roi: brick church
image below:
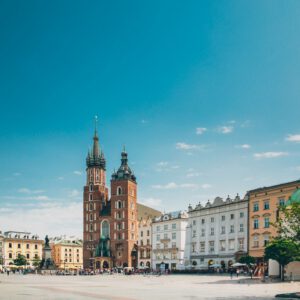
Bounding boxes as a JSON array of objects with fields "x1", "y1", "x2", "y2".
[{"x1": 83, "y1": 121, "x2": 160, "y2": 270}]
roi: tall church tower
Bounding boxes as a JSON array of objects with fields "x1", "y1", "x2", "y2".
[
  {"x1": 110, "y1": 148, "x2": 138, "y2": 268},
  {"x1": 83, "y1": 118, "x2": 109, "y2": 269}
]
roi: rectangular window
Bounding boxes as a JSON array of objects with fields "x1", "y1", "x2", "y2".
[
  {"x1": 220, "y1": 240, "x2": 225, "y2": 251},
  {"x1": 238, "y1": 238, "x2": 244, "y2": 250},
  {"x1": 172, "y1": 223, "x2": 176, "y2": 229},
  {"x1": 201, "y1": 219, "x2": 205, "y2": 224},
  {"x1": 156, "y1": 234, "x2": 160, "y2": 241},
  {"x1": 230, "y1": 225, "x2": 234, "y2": 233},
  {"x1": 164, "y1": 233, "x2": 168, "y2": 239},
  {"x1": 26, "y1": 244, "x2": 29, "y2": 249},
  {"x1": 172, "y1": 242, "x2": 176, "y2": 248},
  {"x1": 254, "y1": 219, "x2": 259, "y2": 229},
  {"x1": 211, "y1": 217, "x2": 214, "y2": 223},
  {"x1": 157, "y1": 226, "x2": 160, "y2": 232},
  {"x1": 209, "y1": 241, "x2": 214, "y2": 253},
  {"x1": 141, "y1": 231, "x2": 143, "y2": 237},
  {"x1": 172, "y1": 232, "x2": 176, "y2": 240},
  {"x1": 200, "y1": 242, "x2": 205, "y2": 252},
  {"x1": 264, "y1": 201, "x2": 270, "y2": 210},
  {"x1": 210, "y1": 228, "x2": 214, "y2": 236},
  {"x1": 239, "y1": 224, "x2": 244, "y2": 232},
  {"x1": 221, "y1": 215, "x2": 225, "y2": 221},
  {"x1": 201, "y1": 229, "x2": 205, "y2": 237},
  {"x1": 192, "y1": 243, "x2": 196, "y2": 252},
  {"x1": 221, "y1": 226, "x2": 225, "y2": 234},
  {"x1": 164, "y1": 224, "x2": 168, "y2": 230},
  {"x1": 192, "y1": 220, "x2": 196, "y2": 226},
  {"x1": 229, "y1": 239, "x2": 235, "y2": 250},
  {"x1": 264, "y1": 235, "x2": 270, "y2": 246},
  {"x1": 240, "y1": 212, "x2": 244, "y2": 218},
  {"x1": 147, "y1": 230, "x2": 150, "y2": 236},
  {"x1": 230, "y1": 214, "x2": 234, "y2": 220},
  {"x1": 192, "y1": 230, "x2": 196, "y2": 238},
  {"x1": 279, "y1": 198, "x2": 285, "y2": 206},
  {"x1": 264, "y1": 217, "x2": 270, "y2": 228},
  {"x1": 253, "y1": 236, "x2": 259, "y2": 248},
  {"x1": 253, "y1": 202, "x2": 259, "y2": 212}
]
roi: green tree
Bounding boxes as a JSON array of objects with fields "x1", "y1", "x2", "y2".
[
  {"x1": 13, "y1": 254, "x2": 27, "y2": 266},
  {"x1": 264, "y1": 238, "x2": 300, "y2": 281},
  {"x1": 239, "y1": 255, "x2": 255, "y2": 266},
  {"x1": 32, "y1": 256, "x2": 41, "y2": 268}
]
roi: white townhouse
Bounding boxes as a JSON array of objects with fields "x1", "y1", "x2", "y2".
[
  {"x1": 151, "y1": 211, "x2": 188, "y2": 271},
  {"x1": 184, "y1": 194, "x2": 248, "y2": 270}
]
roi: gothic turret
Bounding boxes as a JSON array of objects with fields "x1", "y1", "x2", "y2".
[
  {"x1": 86, "y1": 117, "x2": 106, "y2": 170},
  {"x1": 111, "y1": 147, "x2": 136, "y2": 182}
]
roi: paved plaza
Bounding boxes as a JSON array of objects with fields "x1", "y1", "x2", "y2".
[{"x1": 0, "y1": 274, "x2": 299, "y2": 300}]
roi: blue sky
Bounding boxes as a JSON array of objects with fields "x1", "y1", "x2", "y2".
[{"x1": 0, "y1": 1, "x2": 300, "y2": 237}]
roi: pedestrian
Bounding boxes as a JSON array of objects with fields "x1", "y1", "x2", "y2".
[
  {"x1": 236, "y1": 269, "x2": 240, "y2": 278},
  {"x1": 7, "y1": 270, "x2": 10, "y2": 276},
  {"x1": 230, "y1": 268, "x2": 233, "y2": 279},
  {"x1": 250, "y1": 269, "x2": 253, "y2": 279}
]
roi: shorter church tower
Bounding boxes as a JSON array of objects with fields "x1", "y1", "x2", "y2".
[{"x1": 110, "y1": 148, "x2": 138, "y2": 268}]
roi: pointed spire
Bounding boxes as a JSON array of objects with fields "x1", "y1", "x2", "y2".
[
  {"x1": 93, "y1": 116, "x2": 100, "y2": 157},
  {"x1": 94, "y1": 115, "x2": 98, "y2": 138}
]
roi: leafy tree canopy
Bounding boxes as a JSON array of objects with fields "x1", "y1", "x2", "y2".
[
  {"x1": 239, "y1": 255, "x2": 255, "y2": 265},
  {"x1": 264, "y1": 238, "x2": 299, "y2": 267},
  {"x1": 13, "y1": 254, "x2": 27, "y2": 266}
]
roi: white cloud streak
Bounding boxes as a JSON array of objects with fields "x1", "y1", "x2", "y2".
[
  {"x1": 196, "y1": 127, "x2": 207, "y2": 135},
  {"x1": 286, "y1": 134, "x2": 300, "y2": 143},
  {"x1": 218, "y1": 126, "x2": 234, "y2": 134},
  {"x1": 254, "y1": 152, "x2": 288, "y2": 159},
  {"x1": 176, "y1": 142, "x2": 206, "y2": 151},
  {"x1": 152, "y1": 182, "x2": 198, "y2": 190},
  {"x1": 73, "y1": 171, "x2": 82, "y2": 176}
]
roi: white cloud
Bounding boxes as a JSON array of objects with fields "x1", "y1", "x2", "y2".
[
  {"x1": 18, "y1": 188, "x2": 45, "y2": 194},
  {"x1": 68, "y1": 189, "x2": 80, "y2": 198},
  {"x1": 201, "y1": 183, "x2": 212, "y2": 189},
  {"x1": 186, "y1": 172, "x2": 201, "y2": 178},
  {"x1": 286, "y1": 134, "x2": 300, "y2": 143},
  {"x1": 152, "y1": 182, "x2": 199, "y2": 190},
  {"x1": 196, "y1": 127, "x2": 207, "y2": 135},
  {"x1": 141, "y1": 119, "x2": 148, "y2": 124},
  {"x1": 254, "y1": 152, "x2": 288, "y2": 159},
  {"x1": 3, "y1": 195, "x2": 50, "y2": 201},
  {"x1": 218, "y1": 126, "x2": 234, "y2": 134},
  {"x1": 140, "y1": 197, "x2": 162, "y2": 209},
  {"x1": 13, "y1": 172, "x2": 21, "y2": 176},
  {"x1": 155, "y1": 162, "x2": 180, "y2": 172},
  {"x1": 57, "y1": 177, "x2": 64, "y2": 181},
  {"x1": 0, "y1": 202, "x2": 82, "y2": 237},
  {"x1": 73, "y1": 171, "x2": 82, "y2": 176},
  {"x1": 236, "y1": 144, "x2": 251, "y2": 149},
  {"x1": 176, "y1": 142, "x2": 205, "y2": 151}
]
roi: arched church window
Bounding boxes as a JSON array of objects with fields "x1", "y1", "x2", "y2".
[
  {"x1": 118, "y1": 201, "x2": 122, "y2": 209},
  {"x1": 89, "y1": 203, "x2": 93, "y2": 211},
  {"x1": 101, "y1": 220, "x2": 110, "y2": 238},
  {"x1": 117, "y1": 186, "x2": 122, "y2": 195},
  {"x1": 89, "y1": 184, "x2": 93, "y2": 192}
]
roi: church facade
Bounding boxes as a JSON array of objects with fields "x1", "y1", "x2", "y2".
[{"x1": 83, "y1": 124, "x2": 138, "y2": 270}]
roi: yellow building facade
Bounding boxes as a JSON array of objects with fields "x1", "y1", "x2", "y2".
[
  {"x1": 51, "y1": 237, "x2": 83, "y2": 270},
  {"x1": 248, "y1": 179, "x2": 300, "y2": 258},
  {"x1": 3, "y1": 231, "x2": 43, "y2": 267}
]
